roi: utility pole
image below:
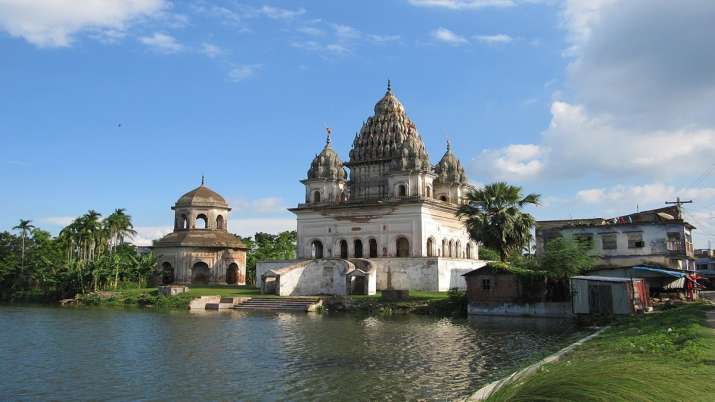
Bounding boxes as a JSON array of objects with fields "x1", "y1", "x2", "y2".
[
  {"x1": 665, "y1": 197, "x2": 693, "y2": 208},
  {"x1": 665, "y1": 197, "x2": 692, "y2": 219}
]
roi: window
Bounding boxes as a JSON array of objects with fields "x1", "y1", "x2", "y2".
[
  {"x1": 354, "y1": 239, "x2": 363, "y2": 258},
  {"x1": 574, "y1": 233, "x2": 594, "y2": 249},
  {"x1": 216, "y1": 215, "x2": 224, "y2": 230},
  {"x1": 398, "y1": 185, "x2": 407, "y2": 197},
  {"x1": 313, "y1": 191, "x2": 321, "y2": 203},
  {"x1": 601, "y1": 233, "x2": 617, "y2": 250},
  {"x1": 195, "y1": 214, "x2": 208, "y2": 229},
  {"x1": 481, "y1": 279, "x2": 491, "y2": 290},
  {"x1": 627, "y1": 232, "x2": 644, "y2": 249}
]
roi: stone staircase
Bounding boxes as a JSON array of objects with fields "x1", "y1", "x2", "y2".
[{"x1": 233, "y1": 297, "x2": 322, "y2": 312}]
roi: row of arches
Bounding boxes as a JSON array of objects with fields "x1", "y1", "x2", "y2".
[
  {"x1": 161, "y1": 261, "x2": 239, "y2": 285},
  {"x1": 311, "y1": 237, "x2": 410, "y2": 259},
  {"x1": 426, "y1": 237, "x2": 475, "y2": 259},
  {"x1": 176, "y1": 214, "x2": 225, "y2": 230},
  {"x1": 308, "y1": 190, "x2": 347, "y2": 204}
]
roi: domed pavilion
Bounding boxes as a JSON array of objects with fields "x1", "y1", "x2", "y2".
[{"x1": 153, "y1": 179, "x2": 248, "y2": 285}]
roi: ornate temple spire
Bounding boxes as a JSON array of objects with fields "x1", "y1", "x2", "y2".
[
  {"x1": 387, "y1": 79, "x2": 392, "y2": 93},
  {"x1": 201, "y1": 174, "x2": 205, "y2": 186},
  {"x1": 326, "y1": 127, "x2": 333, "y2": 146}
]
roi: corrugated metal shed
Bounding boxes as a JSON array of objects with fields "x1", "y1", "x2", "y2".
[{"x1": 570, "y1": 276, "x2": 648, "y2": 315}]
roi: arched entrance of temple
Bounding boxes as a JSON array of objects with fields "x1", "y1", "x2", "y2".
[
  {"x1": 161, "y1": 262, "x2": 174, "y2": 285},
  {"x1": 226, "y1": 263, "x2": 238, "y2": 284},
  {"x1": 191, "y1": 262, "x2": 210, "y2": 284},
  {"x1": 396, "y1": 237, "x2": 410, "y2": 257},
  {"x1": 369, "y1": 239, "x2": 378, "y2": 258},
  {"x1": 354, "y1": 239, "x2": 363, "y2": 258},
  {"x1": 340, "y1": 240, "x2": 348, "y2": 259},
  {"x1": 311, "y1": 240, "x2": 324, "y2": 259}
]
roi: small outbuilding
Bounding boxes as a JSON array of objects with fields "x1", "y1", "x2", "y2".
[{"x1": 570, "y1": 276, "x2": 650, "y2": 315}]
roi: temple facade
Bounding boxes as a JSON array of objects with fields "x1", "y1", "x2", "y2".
[
  {"x1": 292, "y1": 82, "x2": 477, "y2": 261},
  {"x1": 256, "y1": 83, "x2": 486, "y2": 295},
  {"x1": 153, "y1": 181, "x2": 248, "y2": 286}
]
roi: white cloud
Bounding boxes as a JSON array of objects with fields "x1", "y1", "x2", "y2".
[
  {"x1": 129, "y1": 225, "x2": 172, "y2": 246},
  {"x1": 431, "y1": 27, "x2": 468, "y2": 45},
  {"x1": 291, "y1": 41, "x2": 350, "y2": 56},
  {"x1": 0, "y1": 0, "x2": 165, "y2": 47},
  {"x1": 139, "y1": 32, "x2": 183, "y2": 53},
  {"x1": 228, "y1": 64, "x2": 261, "y2": 82},
  {"x1": 259, "y1": 5, "x2": 305, "y2": 20},
  {"x1": 332, "y1": 24, "x2": 361, "y2": 40},
  {"x1": 42, "y1": 216, "x2": 76, "y2": 227},
  {"x1": 576, "y1": 184, "x2": 715, "y2": 205},
  {"x1": 408, "y1": 0, "x2": 515, "y2": 9},
  {"x1": 200, "y1": 42, "x2": 222, "y2": 58},
  {"x1": 474, "y1": 144, "x2": 544, "y2": 180},
  {"x1": 474, "y1": 33, "x2": 512, "y2": 45},
  {"x1": 228, "y1": 218, "x2": 296, "y2": 238}
]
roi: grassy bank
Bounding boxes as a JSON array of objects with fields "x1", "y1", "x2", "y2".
[
  {"x1": 343, "y1": 289, "x2": 467, "y2": 316},
  {"x1": 75, "y1": 286, "x2": 266, "y2": 309},
  {"x1": 73, "y1": 286, "x2": 462, "y2": 314},
  {"x1": 485, "y1": 303, "x2": 715, "y2": 402}
]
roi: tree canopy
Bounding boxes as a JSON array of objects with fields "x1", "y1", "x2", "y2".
[{"x1": 457, "y1": 182, "x2": 540, "y2": 261}]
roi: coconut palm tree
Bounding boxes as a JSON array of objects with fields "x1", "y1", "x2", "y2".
[
  {"x1": 12, "y1": 219, "x2": 35, "y2": 277},
  {"x1": 104, "y1": 208, "x2": 136, "y2": 253},
  {"x1": 457, "y1": 182, "x2": 540, "y2": 261}
]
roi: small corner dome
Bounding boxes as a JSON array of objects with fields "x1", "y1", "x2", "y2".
[
  {"x1": 307, "y1": 132, "x2": 347, "y2": 181},
  {"x1": 175, "y1": 184, "x2": 229, "y2": 208},
  {"x1": 434, "y1": 142, "x2": 468, "y2": 185}
]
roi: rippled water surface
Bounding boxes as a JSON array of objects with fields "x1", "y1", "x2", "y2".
[{"x1": 0, "y1": 305, "x2": 580, "y2": 401}]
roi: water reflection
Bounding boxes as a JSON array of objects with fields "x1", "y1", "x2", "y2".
[{"x1": 0, "y1": 306, "x2": 579, "y2": 401}]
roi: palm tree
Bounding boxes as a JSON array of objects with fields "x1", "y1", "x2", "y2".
[
  {"x1": 12, "y1": 219, "x2": 35, "y2": 276},
  {"x1": 457, "y1": 182, "x2": 540, "y2": 261},
  {"x1": 104, "y1": 208, "x2": 137, "y2": 253}
]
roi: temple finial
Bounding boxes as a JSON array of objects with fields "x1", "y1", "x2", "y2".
[
  {"x1": 201, "y1": 174, "x2": 205, "y2": 186},
  {"x1": 447, "y1": 138, "x2": 452, "y2": 152},
  {"x1": 326, "y1": 127, "x2": 333, "y2": 145},
  {"x1": 387, "y1": 79, "x2": 392, "y2": 92}
]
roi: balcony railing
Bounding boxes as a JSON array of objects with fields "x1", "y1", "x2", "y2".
[
  {"x1": 297, "y1": 194, "x2": 460, "y2": 208},
  {"x1": 667, "y1": 240, "x2": 694, "y2": 256}
]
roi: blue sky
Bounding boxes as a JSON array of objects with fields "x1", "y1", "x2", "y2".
[{"x1": 2, "y1": 0, "x2": 715, "y2": 247}]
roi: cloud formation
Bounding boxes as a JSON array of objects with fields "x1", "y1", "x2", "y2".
[
  {"x1": 0, "y1": 0, "x2": 165, "y2": 47},
  {"x1": 409, "y1": 0, "x2": 515, "y2": 9},
  {"x1": 431, "y1": 27, "x2": 468, "y2": 45},
  {"x1": 228, "y1": 64, "x2": 261, "y2": 82},
  {"x1": 139, "y1": 32, "x2": 183, "y2": 53}
]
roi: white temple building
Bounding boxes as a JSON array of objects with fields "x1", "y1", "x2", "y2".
[{"x1": 256, "y1": 82, "x2": 486, "y2": 295}]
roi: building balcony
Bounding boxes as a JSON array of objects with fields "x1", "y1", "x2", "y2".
[
  {"x1": 296, "y1": 194, "x2": 460, "y2": 209},
  {"x1": 666, "y1": 240, "x2": 694, "y2": 257}
]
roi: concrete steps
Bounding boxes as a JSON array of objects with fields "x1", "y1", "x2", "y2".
[{"x1": 233, "y1": 297, "x2": 322, "y2": 312}]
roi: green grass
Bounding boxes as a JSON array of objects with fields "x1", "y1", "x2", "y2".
[
  {"x1": 349, "y1": 290, "x2": 450, "y2": 301},
  {"x1": 486, "y1": 303, "x2": 715, "y2": 402}
]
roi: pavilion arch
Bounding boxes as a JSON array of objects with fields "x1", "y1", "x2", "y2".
[
  {"x1": 311, "y1": 239, "x2": 324, "y2": 259},
  {"x1": 442, "y1": 239, "x2": 448, "y2": 257},
  {"x1": 161, "y1": 262, "x2": 174, "y2": 285},
  {"x1": 466, "y1": 242, "x2": 474, "y2": 259},
  {"x1": 313, "y1": 190, "x2": 321, "y2": 203},
  {"x1": 216, "y1": 215, "x2": 225, "y2": 230},
  {"x1": 354, "y1": 239, "x2": 364, "y2": 258},
  {"x1": 191, "y1": 261, "x2": 210, "y2": 284},
  {"x1": 195, "y1": 214, "x2": 208, "y2": 229},
  {"x1": 398, "y1": 184, "x2": 407, "y2": 197},
  {"x1": 368, "y1": 238, "x2": 378, "y2": 258},
  {"x1": 426, "y1": 237, "x2": 436, "y2": 257},
  {"x1": 456, "y1": 241, "x2": 462, "y2": 258},
  {"x1": 396, "y1": 237, "x2": 410, "y2": 257},
  {"x1": 426, "y1": 186, "x2": 432, "y2": 199},
  {"x1": 180, "y1": 214, "x2": 188, "y2": 230},
  {"x1": 448, "y1": 240, "x2": 454, "y2": 257},
  {"x1": 226, "y1": 263, "x2": 239, "y2": 284},
  {"x1": 339, "y1": 239, "x2": 349, "y2": 259}
]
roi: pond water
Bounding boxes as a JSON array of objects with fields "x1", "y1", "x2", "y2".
[{"x1": 0, "y1": 305, "x2": 580, "y2": 401}]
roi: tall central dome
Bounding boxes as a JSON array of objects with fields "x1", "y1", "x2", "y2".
[
  {"x1": 348, "y1": 81, "x2": 430, "y2": 169},
  {"x1": 346, "y1": 82, "x2": 431, "y2": 199}
]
